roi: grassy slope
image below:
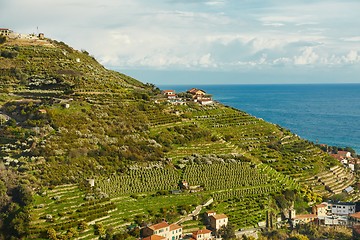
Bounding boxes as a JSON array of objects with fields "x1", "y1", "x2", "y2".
[{"x1": 0, "y1": 38, "x2": 354, "y2": 239}]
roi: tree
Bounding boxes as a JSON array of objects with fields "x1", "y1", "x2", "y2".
[
  {"x1": 288, "y1": 233, "x2": 309, "y2": 240},
  {"x1": 218, "y1": 223, "x2": 236, "y2": 240},
  {"x1": 47, "y1": 228, "x2": 57, "y2": 240},
  {"x1": 0, "y1": 35, "x2": 6, "y2": 44},
  {"x1": 78, "y1": 221, "x2": 88, "y2": 231},
  {"x1": 94, "y1": 222, "x2": 106, "y2": 237}
]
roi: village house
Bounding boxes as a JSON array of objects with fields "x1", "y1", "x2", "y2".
[
  {"x1": 331, "y1": 151, "x2": 351, "y2": 161},
  {"x1": 186, "y1": 88, "x2": 213, "y2": 105},
  {"x1": 141, "y1": 221, "x2": 182, "y2": 240},
  {"x1": 143, "y1": 235, "x2": 166, "y2": 240},
  {"x1": 197, "y1": 97, "x2": 213, "y2": 105},
  {"x1": 349, "y1": 212, "x2": 360, "y2": 223},
  {"x1": 0, "y1": 28, "x2": 11, "y2": 36},
  {"x1": 205, "y1": 211, "x2": 216, "y2": 218},
  {"x1": 291, "y1": 213, "x2": 318, "y2": 226},
  {"x1": 328, "y1": 201, "x2": 356, "y2": 216},
  {"x1": 162, "y1": 90, "x2": 177, "y2": 99},
  {"x1": 187, "y1": 88, "x2": 206, "y2": 99},
  {"x1": 191, "y1": 229, "x2": 213, "y2": 240},
  {"x1": 309, "y1": 201, "x2": 360, "y2": 226},
  {"x1": 312, "y1": 203, "x2": 328, "y2": 217},
  {"x1": 209, "y1": 213, "x2": 228, "y2": 230}
]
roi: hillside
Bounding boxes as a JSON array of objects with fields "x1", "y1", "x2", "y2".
[{"x1": 0, "y1": 36, "x2": 355, "y2": 239}]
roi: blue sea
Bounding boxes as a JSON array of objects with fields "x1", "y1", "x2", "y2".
[{"x1": 159, "y1": 84, "x2": 360, "y2": 154}]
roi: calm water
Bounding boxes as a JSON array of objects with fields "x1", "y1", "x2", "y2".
[{"x1": 159, "y1": 84, "x2": 360, "y2": 153}]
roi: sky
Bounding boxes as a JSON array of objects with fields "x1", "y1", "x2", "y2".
[{"x1": 1, "y1": 0, "x2": 360, "y2": 85}]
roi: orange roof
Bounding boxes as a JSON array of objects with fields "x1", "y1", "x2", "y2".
[
  {"x1": 206, "y1": 210, "x2": 216, "y2": 214},
  {"x1": 293, "y1": 214, "x2": 317, "y2": 220},
  {"x1": 210, "y1": 214, "x2": 228, "y2": 220},
  {"x1": 162, "y1": 90, "x2": 175, "y2": 93},
  {"x1": 143, "y1": 235, "x2": 166, "y2": 240},
  {"x1": 350, "y1": 212, "x2": 360, "y2": 219},
  {"x1": 316, "y1": 203, "x2": 327, "y2": 208},
  {"x1": 148, "y1": 221, "x2": 169, "y2": 230},
  {"x1": 193, "y1": 229, "x2": 212, "y2": 235},
  {"x1": 169, "y1": 223, "x2": 182, "y2": 231}
]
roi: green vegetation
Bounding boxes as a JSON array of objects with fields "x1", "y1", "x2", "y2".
[{"x1": 0, "y1": 37, "x2": 354, "y2": 239}]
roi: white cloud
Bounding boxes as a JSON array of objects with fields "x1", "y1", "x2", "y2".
[
  {"x1": 343, "y1": 50, "x2": 360, "y2": 64},
  {"x1": 0, "y1": 0, "x2": 359, "y2": 76}
]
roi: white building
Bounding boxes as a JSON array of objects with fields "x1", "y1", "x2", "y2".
[
  {"x1": 192, "y1": 229, "x2": 213, "y2": 240},
  {"x1": 328, "y1": 201, "x2": 356, "y2": 215},
  {"x1": 209, "y1": 214, "x2": 228, "y2": 230},
  {"x1": 142, "y1": 221, "x2": 182, "y2": 240}
]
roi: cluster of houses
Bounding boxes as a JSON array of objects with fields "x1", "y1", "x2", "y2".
[
  {"x1": 330, "y1": 150, "x2": 358, "y2": 172},
  {"x1": 290, "y1": 200, "x2": 360, "y2": 227},
  {"x1": 141, "y1": 211, "x2": 228, "y2": 240},
  {"x1": 0, "y1": 27, "x2": 45, "y2": 40},
  {"x1": 159, "y1": 88, "x2": 213, "y2": 106}
]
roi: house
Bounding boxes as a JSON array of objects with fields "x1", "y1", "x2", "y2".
[
  {"x1": 38, "y1": 33, "x2": 45, "y2": 39},
  {"x1": 197, "y1": 97, "x2": 213, "y2": 105},
  {"x1": 192, "y1": 229, "x2": 212, "y2": 240},
  {"x1": 0, "y1": 28, "x2": 11, "y2": 36},
  {"x1": 187, "y1": 88, "x2": 206, "y2": 99},
  {"x1": 143, "y1": 235, "x2": 166, "y2": 240},
  {"x1": 344, "y1": 186, "x2": 354, "y2": 194},
  {"x1": 327, "y1": 201, "x2": 356, "y2": 215},
  {"x1": 205, "y1": 211, "x2": 216, "y2": 218},
  {"x1": 338, "y1": 151, "x2": 352, "y2": 158},
  {"x1": 349, "y1": 212, "x2": 360, "y2": 223},
  {"x1": 312, "y1": 203, "x2": 328, "y2": 217},
  {"x1": 169, "y1": 223, "x2": 182, "y2": 240},
  {"x1": 323, "y1": 215, "x2": 348, "y2": 225},
  {"x1": 142, "y1": 221, "x2": 182, "y2": 240},
  {"x1": 291, "y1": 214, "x2": 318, "y2": 226},
  {"x1": 162, "y1": 90, "x2": 176, "y2": 99},
  {"x1": 349, "y1": 160, "x2": 356, "y2": 171},
  {"x1": 331, "y1": 151, "x2": 352, "y2": 161},
  {"x1": 209, "y1": 214, "x2": 228, "y2": 230}
]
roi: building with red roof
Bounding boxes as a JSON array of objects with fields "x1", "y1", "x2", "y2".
[
  {"x1": 192, "y1": 229, "x2": 212, "y2": 240},
  {"x1": 142, "y1": 221, "x2": 182, "y2": 240},
  {"x1": 209, "y1": 213, "x2": 228, "y2": 230}
]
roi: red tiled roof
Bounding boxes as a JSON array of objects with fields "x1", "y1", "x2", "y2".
[
  {"x1": 293, "y1": 214, "x2": 317, "y2": 220},
  {"x1": 187, "y1": 88, "x2": 198, "y2": 93},
  {"x1": 162, "y1": 90, "x2": 175, "y2": 93},
  {"x1": 331, "y1": 154, "x2": 344, "y2": 161},
  {"x1": 338, "y1": 151, "x2": 350, "y2": 156},
  {"x1": 193, "y1": 229, "x2": 212, "y2": 235},
  {"x1": 316, "y1": 203, "x2": 327, "y2": 208},
  {"x1": 148, "y1": 221, "x2": 169, "y2": 230},
  {"x1": 210, "y1": 214, "x2": 228, "y2": 220},
  {"x1": 350, "y1": 212, "x2": 360, "y2": 219},
  {"x1": 143, "y1": 235, "x2": 166, "y2": 240},
  {"x1": 169, "y1": 223, "x2": 182, "y2": 231}
]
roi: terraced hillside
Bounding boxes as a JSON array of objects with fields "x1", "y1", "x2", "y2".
[
  {"x1": 0, "y1": 37, "x2": 352, "y2": 239},
  {"x1": 27, "y1": 157, "x2": 292, "y2": 239}
]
